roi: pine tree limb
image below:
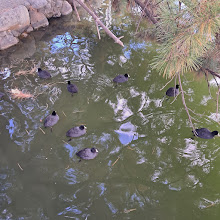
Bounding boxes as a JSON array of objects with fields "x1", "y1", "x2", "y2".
[
  {"x1": 74, "y1": 0, "x2": 124, "y2": 47},
  {"x1": 134, "y1": 0, "x2": 158, "y2": 24}
]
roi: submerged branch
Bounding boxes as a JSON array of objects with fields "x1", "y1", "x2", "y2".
[
  {"x1": 74, "y1": 0, "x2": 124, "y2": 47},
  {"x1": 73, "y1": 0, "x2": 81, "y2": 21}
]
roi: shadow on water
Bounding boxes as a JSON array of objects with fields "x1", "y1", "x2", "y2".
[{"x1": 0, "y1": 1, "x2": 220, "y2": 220}]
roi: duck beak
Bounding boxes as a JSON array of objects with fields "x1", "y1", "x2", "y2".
[{"x1": 96, "y1": 149, "x2": 98, "y2": 152}]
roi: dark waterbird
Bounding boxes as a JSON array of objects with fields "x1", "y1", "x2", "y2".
[
  {"x1": 44, "y1": 111, "x2": 59, "y2": 131},
  {"x1": 113, "y1": 73, "x2": 129, "y2": 83},
  {"x1": 193, "y1": 128, "x2": 219, "y2": 139},
  {"x1": 66, "y1": 125, "x2": 86, "y2": 140},
  {"x1": 166, "y1": 85, "x2": 179, "y2": 97},
  {"x1": 38, "y1": 68, "x2": 52, "y2": 79},
  {"x1": 76, "y1": 147, "x2": 98, "y2": 160},
  {"x1": 0, "y1": 92, "x2": 5, "y2": 98},
  {"x1": 67, "y1": 81, "x2": 78, "y2": 95}
]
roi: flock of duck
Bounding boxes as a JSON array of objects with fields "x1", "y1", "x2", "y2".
[{"x1": 1, "y1": 68, "x2": 219, "y2": 160}]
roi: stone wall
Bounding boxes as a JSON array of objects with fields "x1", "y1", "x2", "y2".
[{"x1": 0, "y1": 0, "x2": 73, "y2": 50}]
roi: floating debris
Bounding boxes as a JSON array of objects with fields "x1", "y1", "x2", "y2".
[
  {"x1": 112, "y1": 156, "x2": 120, "y2": 167},
  {"x1": 10, "y1": 88, "x2": 33, "y2": 99}
]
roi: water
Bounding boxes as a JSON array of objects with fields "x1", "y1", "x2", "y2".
[{"x1": 0, "y1": 1, "x2": 220, "y2": 219}]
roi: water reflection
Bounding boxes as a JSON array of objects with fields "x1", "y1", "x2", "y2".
[{"x1": 0, "y1": 1, "x2": 219, "y2": 219}]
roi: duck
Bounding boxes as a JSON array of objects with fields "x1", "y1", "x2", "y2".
[
  {"x1": 76, "y1": 147, "x2": 98, "y2": 160},
  {"x1": 67, "y1": 81, "x2": 78, "y2": 95},
  {"x1": 113, "y1": 73, "x2": 129, "y2": 83},
  {"x1": 0, "y1": 92, "x2": 5, "y2": 98},
  {"x1": 166, "y1": 85, "x2": 179, "y2": 97},
  {"x1": 193, "y1": 128, "x2": 218, "y2": 139},
  {"x1": 38, "y1": 68, "x2": 52, "y2": 79},
  {"x1": 66, "y1": 125, "x2": 86, "y2": 139},
  {"x1": 44, "y1": 111, "x2": 59, "y2": 131}
]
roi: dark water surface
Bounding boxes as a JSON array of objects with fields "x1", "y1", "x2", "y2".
[{"x1": 0, "y1": 1, "x2": 220, "y2": 219}]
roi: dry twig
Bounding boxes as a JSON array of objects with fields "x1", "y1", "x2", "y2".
[
  {"x1": 17, "y1": 163, "x2": 24, "y2": 171},
  {"x1": 39, "y1": 127, "x2": 45, "y2": 134},
  {"x1": 124, "y1": 208, "x2": 136, "y2": 213},
  {"x1": 160, "y1": 75, "x2": 175, "y2": 91},
  {"x1": 112, "y1": 156, "x2": 120, "y2": 167}
]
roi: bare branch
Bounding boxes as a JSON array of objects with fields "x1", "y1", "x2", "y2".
[
  {"x1": 96, "y1": 22, "x2": 101, "y2": 39},
  {"x1": 73, "y1": 0, "x2": 81, "y2": 21},
  {"x1": 74, "y1": 0, "x2": 124, "y2": 47},
  {"x1": 178, "y1": 73, "x2": 196, "y2": 133},
  {"x1": 160, "y1": 74, "x2": 175, "y2": 91},
  {"x1": 217, "y1": 88, "x2": 220, "y2": 120}
]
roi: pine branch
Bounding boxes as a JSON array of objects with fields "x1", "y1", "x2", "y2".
[{"x1": 74, "y1": 0, "x2": 124, "y2": 47}]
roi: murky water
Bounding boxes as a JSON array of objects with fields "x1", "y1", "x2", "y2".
[{"x1": 0, "y1": 1, "x2": 220, "y2": 219}]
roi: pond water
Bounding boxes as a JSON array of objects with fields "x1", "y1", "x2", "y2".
[{"x1": 0, "y1": 1, "x2": 220, "y2": 219}]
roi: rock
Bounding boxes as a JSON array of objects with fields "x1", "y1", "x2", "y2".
[
  {"x1": 29, "y1": 10, "x2": 49, "y2": 29},
  {"x1": 0, "y1": 5, "x2": 30, "y2": 32},
  {"x1": 11, "y1": 30, "x2": 20, "y2": 37},
  {"x1": 61, "y1": 1, "x2": 72, "y2": 16},
  {"x1": 0, "y1": 31, "x2": 19, "y2": 50},
  {"x1": 26, "y1": 25, "x2": 33, "y2": 33},
  {"x1": 0, "y1": 0, "x2": 30, "y2": 14},
  {"x1": 27, "y1": 0, "x2": 47, "y2": 9}
]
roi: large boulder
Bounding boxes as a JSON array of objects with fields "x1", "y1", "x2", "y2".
[
  {"x1": 0, "y1": 5, "x2": 30, "y2": 32},
  {"x1": 0, "y1": 31, "x2": 19, "y2": 50}
]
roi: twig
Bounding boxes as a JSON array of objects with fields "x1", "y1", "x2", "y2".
[
  {"x1": 74, "y1": 0, "x2": 124, "y2": 47},
  {"x1": 160, "y1": 75, "x2": 175, "y2": 91},
  {"x1": 62, "y1": 111, "x2": 67, "y2": 117},
  {"x1": 178, "y1": 73, "x2": 196, "y2": 134},
  {"x1": 72, "y1": 110, "x2": 84, "y2": 113},
  {"x1": 25, "y1": 129, "x2": 29, "y2": 135},
  {"x1": 65, "y1": 165, "x2": 70, "y2": 169},
  {"x1": 204, "y1": 203, "x2": 215, "y2": 209},
  {"x1": 188, "y1": 108, "x2": 205, "y2": 117},
  {"x1": 73, "y1": 0, "x2": 81, "y2": 21},
  {"x1": 170, "y1": 92, "x2": 180, "y2": 104},
  {"x1": 96, "y1": 22, "x2": 101, "y2": 39},
  {"x1": 112, "y1": 156, "x2": 120, "y2": 167},
  {"x1": 127, "y1": 146, "x2": 134, "y2": 150},
  {"x1": 124, "y1": 208, "x2": 136, "y2": 213},
  {"x1": 62, "y1": 140, "x2": 69, "y2": 145},
  {"x1": 17, "y1": 163, "x2": 24, "y2": 171},
  {"x1": 39, "y1": 127, "x2": 45, "y2": 134}
]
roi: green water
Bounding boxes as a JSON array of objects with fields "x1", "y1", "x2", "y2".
[{"x1": 0, "y1": 2, "x2": 220, "y2": 219}]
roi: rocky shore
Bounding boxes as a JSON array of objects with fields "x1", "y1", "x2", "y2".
[{"x1": 0, "y1": 0, "x2": 74, "y2": 50}]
